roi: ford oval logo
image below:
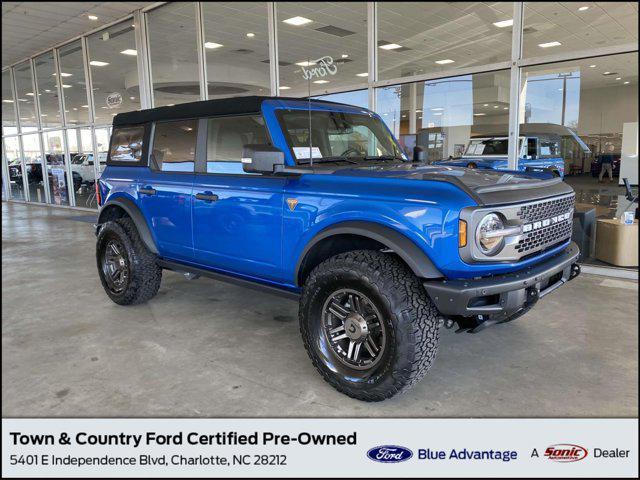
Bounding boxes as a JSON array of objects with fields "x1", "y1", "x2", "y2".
[{"x1": 367, "y1": 445, "x2": 413, "y2": 463}]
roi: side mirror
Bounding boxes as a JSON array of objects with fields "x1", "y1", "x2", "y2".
[{"x1": 242, "y1": 144, "x2": 285, "y2": 174}]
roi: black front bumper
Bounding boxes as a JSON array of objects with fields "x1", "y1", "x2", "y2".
[{"x1": 424, "y1": 242, "x2": 580, "y2": 323}]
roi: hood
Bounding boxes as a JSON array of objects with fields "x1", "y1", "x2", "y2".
[{"x1": 320, "y1": 162, "x2": 573, "y2": 206}]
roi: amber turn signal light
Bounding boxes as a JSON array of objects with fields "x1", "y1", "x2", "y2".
[{"x1": 458, "y1": 220, "x2": 467, "y2": 248}]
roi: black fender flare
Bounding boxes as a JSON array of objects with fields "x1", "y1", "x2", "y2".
[
  {"x1": 97, "y1": 197, "x2": 158, "y2": 254},
  {"x1": 295, "y1": 221, "x2": 443, "y2": 285}
]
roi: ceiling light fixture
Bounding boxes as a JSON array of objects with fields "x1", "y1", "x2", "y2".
[
  {"x1": 624, "y1": 81, "x2": 630, "y2": 84},
  {"x1": 603, "y1": 71, "x2": 611, "y2": 75},
  {"x1": 616, "y1": 77, "x2": 621, "y2": 80},
  {"x1": 89, "y1": 61, "x2": 109, "y2": 66},
  {"x1": 120, "y1": 49, "x2": 137, "y2": 56},
  {"x1": 204, "y1": 42, "x2": 223, "y2": 49},
  {"x1": 474, "y1": 113, "x2": 486, "y2": 116},
  {"x1": 589, "y1": 64, "x2": 596, "y2": 68},
  {"x1": 379, "y1": 43, "x2": 403, "y2": 50},
  {"x1": 538, "y1": 41, "x2": 562, "y2": 48},
  {"x1": 503, "y1": 107, "x2": 508, "y2": 110},
  {"x1": 246, "y1": 32, "x2": 255, "y2": 38},
  {"x1": 355, "y1": 72, "x2": 368, "y2": 77},
  {"x1": 435, "y1": 59, "x2": 454, "y2": 64},
  {"x1": 493, "y1": 105, "x2": 499, "y2": 108},
  {"x1": 283, "y1": 16, "x2": 313, "y2": 26},
  {"x1": 341, "y1": 54, "x2": 349, "y2": 58},
  {"x1": 62, "y1": 84, "x2": 72, "y2": 88},
  {"x1": 2, "y1": 99, "x2": 13, "y2": 103},
  {"x1": 483, "y1": 104, "x2": 489, "y2": 107},
  {"x1": 313, "y1": 80, "x2": 329, "y2": 84},
  {"x1": 52, "y1": 72, "x2": 72, "y2": 77},
  {"x1": 88, "y1": 14, "x2": 98, "y2": 21},
  {"x1": 578, "y1": 6, "x2": 589, "y2": 11},
  {"x1": 295, "y1": 60, "x2": 316, "y2": 67},
  {"x1": 278, "y1": 86, "x2": 291, "y2": 90},
  {"x1": 493, "y1": 19, "x2": 513, "y2": 28}
]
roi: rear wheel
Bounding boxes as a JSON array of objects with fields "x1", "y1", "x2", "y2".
[
  {"x1": 299, "y1": 250, "x2": 440, "y2": 401},
  {"x1": 96, "y1": 217, "x2": 162, "y2": 305}
]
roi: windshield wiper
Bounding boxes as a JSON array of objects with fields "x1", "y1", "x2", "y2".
[
  {"x1": 363, "y1": 155, "x2": 406, "y2": 162},
  {"x1": 298, "y1": 156, "x2": 360, "y2": 165}
]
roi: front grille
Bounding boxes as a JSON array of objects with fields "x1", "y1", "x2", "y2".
[
  {"x1": 516, "y1": 218, "x2": 573, "y2": 254},
  {"x1": 516, "y1": 195, "x2": 575, "y2": 223}
]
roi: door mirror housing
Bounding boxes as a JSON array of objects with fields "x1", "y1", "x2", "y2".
[{"x1": 242, "y1": 144, "x2": 285, "y2": 174}]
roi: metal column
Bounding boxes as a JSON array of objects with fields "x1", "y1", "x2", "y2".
[
  {"x1": 267, "y1": 2, "x2": 279, "y2": 96},
  {"x1": 507, "y1": 2, "x2": 524, "y2": 170},
  {"x1": 367, "y1": 2, "x2": 377, "y2": 111}
]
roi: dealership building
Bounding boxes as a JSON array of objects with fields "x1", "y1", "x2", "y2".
[{"x1": 1, "y1": 3, "x2": 638, "y2": 416}]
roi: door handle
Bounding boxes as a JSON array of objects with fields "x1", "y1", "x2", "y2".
[
  {"x1": 139, "y1": 186, "x2": 156, "y2": 196},
  {"x1": 195, "y1": 191, "x2": 218, "y2": 202}
]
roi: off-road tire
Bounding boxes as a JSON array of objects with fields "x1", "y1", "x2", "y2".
[
  {"x1": 299, "y1": 250, "x2": 440, "y2": 401},
  {"x1": 96, "y1": 217, "x2": 162, "y2": 305}
]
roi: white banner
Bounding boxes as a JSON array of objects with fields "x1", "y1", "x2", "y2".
[{"x1": 2, "y1": 418, "x2": 637, "y2": 478}]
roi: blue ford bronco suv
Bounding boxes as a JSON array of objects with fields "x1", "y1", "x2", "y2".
[{"x1": 96, "y1": 96, "x2": 580, "y2": 401}]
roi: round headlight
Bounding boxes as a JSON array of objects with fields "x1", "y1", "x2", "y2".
[{"x1": 476, "y1": 213, "x2": 505, "y2": 256}]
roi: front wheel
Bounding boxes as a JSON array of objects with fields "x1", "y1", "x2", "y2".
[{"x1": 299, "y1": 250, "x2": 440, "y2": 401}]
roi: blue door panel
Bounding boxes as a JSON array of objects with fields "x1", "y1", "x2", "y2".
[
  {"x1": 192, "y1": 174, "x2": 286, "y2": 281},
  {"x1": 135, "y1": 170, "x2": 194, "y2": 262}
]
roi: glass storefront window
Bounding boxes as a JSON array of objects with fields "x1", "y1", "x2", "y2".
[
  {"x1": 58, "y1": 40, "x2": 90, "y2": 125},
  {"x1": 21, "y1": 134, "x2": 46, "y2": 203},
  {"x1": 42, "y1": 130, "x2": 70, "y2": 206},
  {"x1": 276, "y1": 2, "x2": 368, "y2": 97},
  {"x1": 94, "y1": 127, "x2": 111, "y2": 181},
  {"x1": 2, "y1": 70, "x2": 18, "y2": 136},
  {"x1": 13, "y1": 61, "x2": 38, "y2": 133},
  {"x1": 68, "y1": 128, "x2": 101, "y2": 208},
  {"x1": 201, "y1": 2, "x2": 271, "y2": 99},
  {"x1": 376, "y1": 70, "x2": 512, "y2": 162},
  {"x1": 523, "y1": 2, "x2": 638, "y2": 59},
  {"x1": 147, "y1": 2, "x2": 200, "y2": 107},
  {"x1": 33, "y1": 51, "x2": 62, "y2": 128},
  {"x1": 377, "y1": 2, "x2": 513, "y2": 81},
  {"x1": 87, "y1": 21, "x2": 140, "y2": 125},
  {"x1": 313, "y1": 89, "x2": 369, "y2": 108},
  {"x1": 4, "y1": 136, "x2": 24, "y2": 200},
  {"x1": 521, "y1": 52, "x2": 638, "y2": 266}
]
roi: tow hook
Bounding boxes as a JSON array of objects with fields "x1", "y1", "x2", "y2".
[{"x1": 570, "y1": 263, "x2": 581, "y2": 280}]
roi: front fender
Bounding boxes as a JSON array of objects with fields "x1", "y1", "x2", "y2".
[{"x1": 294, "y1": 220, "x2": 444, "y2": 285}]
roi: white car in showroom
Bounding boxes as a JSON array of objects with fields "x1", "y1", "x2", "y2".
[{"x1": 70, "y1": 152, "x2": 107, "y2": 185}]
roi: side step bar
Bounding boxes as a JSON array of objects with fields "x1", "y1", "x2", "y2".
[{"x1": 156, "y1": 259, "x2": 300, "y2": 301}]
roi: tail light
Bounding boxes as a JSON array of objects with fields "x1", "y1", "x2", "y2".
[{"x1": 95, "y1": 181, "x2": 102, "y2": 206}]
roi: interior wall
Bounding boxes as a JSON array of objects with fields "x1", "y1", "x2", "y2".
[{"x1": 578, "y1": 83, "x2": 639, "y2": 135}]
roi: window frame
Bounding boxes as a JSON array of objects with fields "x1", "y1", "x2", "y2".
[
  {"x1": 148, "y1": 118, "x2": 200, "y2": 174},
  {"x1": 106, "y1": 123, "x2": 150, "y2": 167},
  {"x1": 193, "y1": 112, "x2": 276, "y2": 177}
]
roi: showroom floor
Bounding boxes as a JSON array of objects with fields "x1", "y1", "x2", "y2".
[{"x1": 2, "y1": 202, "x2": 638, "y2": 417}]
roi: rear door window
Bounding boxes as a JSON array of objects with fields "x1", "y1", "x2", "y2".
[
  {"x1": 109, "y1": 125, "x2": 145, "y2": 164},
  {"x1": 151, "y1": 119, "x2": 198, "y2": 173}
]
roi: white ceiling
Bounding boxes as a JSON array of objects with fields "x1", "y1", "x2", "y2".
[{"x1": 2, "y1": 1, "x2": 153, "y2": 68}]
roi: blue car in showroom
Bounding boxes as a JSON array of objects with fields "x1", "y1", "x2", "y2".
[
  {"x1": 95, "y1": 97, "x2": 581, "y2": 401},
  {"x1": 434, "y1": 124, "x2": 590, "y2": 178}
]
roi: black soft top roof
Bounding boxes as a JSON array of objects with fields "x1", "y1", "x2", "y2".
[{"x1": 112, "y1": 95, "x2": 350, "y2": 126}]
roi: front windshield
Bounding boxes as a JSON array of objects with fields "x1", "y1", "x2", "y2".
[
  {"x1": 465, "y1": 138, "x2": 509, "y2": 156},
  {"x1": 277, "y1": 109, "x2": 406, "y2": 164},
  {"x1": 464, "y1": 137, "x2": 526, "y2": 156}
]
